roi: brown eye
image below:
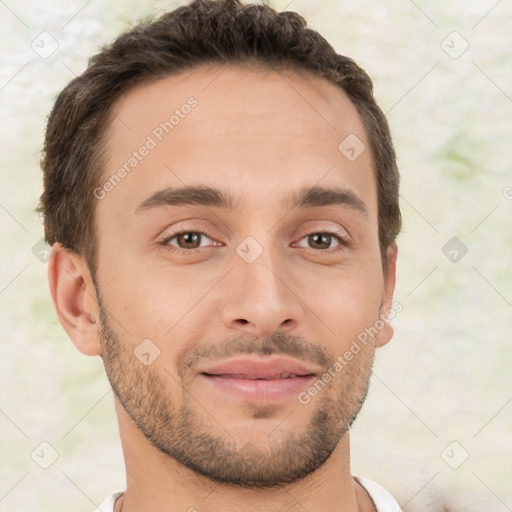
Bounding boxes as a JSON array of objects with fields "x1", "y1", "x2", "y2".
[
  {"x1": 308, "y1": 233, "x2": 333, "y2": 249},
  {"x1": 176, "y1": 232, "x2": 202, "y2": 249},
  {"x1": 297, "y1": 232, "x2": 344, "y2": 250},
  {"x1": 163, "y1": 231, "x2": 213, "y2": 250}
]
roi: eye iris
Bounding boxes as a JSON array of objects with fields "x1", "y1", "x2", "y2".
[
  {"x1": 177, "y1": 232, "x2": 201, "y2": 249},
  {"x1": 309, "y1": 233, "x2": 331, "y2": 249},
  {"x1": 172, "y1": 232, "x2": 337, "y2": 250}
]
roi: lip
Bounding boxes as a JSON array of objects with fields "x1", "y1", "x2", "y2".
[
  {"x1": 199, "y1": 356, "x2": 319, "y2": 379},
  {"x1": 197, "y1": 356, "x2": 319, "y2": 402}
]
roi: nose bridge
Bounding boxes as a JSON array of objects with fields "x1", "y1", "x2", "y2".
[
  {"x1": 237, "y1": 231, "x2": 287, "y2": 300},
  {"x1": 240, "y1": 236, "x2": 282, "y2": 294},
  {"x1": 221, "y1": 230, "x2": 302, "y2": 334}
]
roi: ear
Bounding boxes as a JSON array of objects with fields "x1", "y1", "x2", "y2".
[
  {"x1": 375, "y1": 243, "x2": 398, "y2": 348},
  {"x1": 47, "y1": 243, "x2": 101, "y2": 356}
]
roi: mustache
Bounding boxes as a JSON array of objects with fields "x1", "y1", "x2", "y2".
[{"x1": 178, "y1": 331, "x2": 332, "y2": 377}]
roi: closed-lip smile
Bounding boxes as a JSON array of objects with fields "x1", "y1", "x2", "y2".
[{"x1": 197, "y1": 356, "x2": 320, "y2": 401}]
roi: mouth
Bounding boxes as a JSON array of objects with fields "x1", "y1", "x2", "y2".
[
  {"x1": 202, "y1": 373, "x2": 314, "y2": 379},
  {"x1": 197, "y1": 356, "x2": 319, "y2": 402}
]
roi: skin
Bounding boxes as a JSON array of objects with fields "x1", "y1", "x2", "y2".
[{"x1": 48, "y1": 63, "x2": 397, "y2": 512}]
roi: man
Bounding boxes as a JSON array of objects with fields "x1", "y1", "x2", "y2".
[{"x1": 38, "y1": 0, "x2": 403, "y2": 510}]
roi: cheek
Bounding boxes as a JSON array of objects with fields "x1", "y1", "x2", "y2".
[
  {"x1": 101, "y1": 263, "x2": 213, "y2": 344},
  {"x1": 98, "y1": 234, "x2": 385, "y2": 353},
  {"x1": 315, "y1": 266, "x2": 384, "y2": 347}
]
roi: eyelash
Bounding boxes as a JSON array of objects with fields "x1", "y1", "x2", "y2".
[{"x1": 158, "y1": 228, "x2": 350, "y2": 255}]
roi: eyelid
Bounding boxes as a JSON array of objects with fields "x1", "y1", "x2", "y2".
[
  {"x1": 158, "y1": 224, "x2": 351, "y2": 255},
  {"x1": 158, "y1": 226, "x2": 219, "y2": 249},
  {"x1": 292, "y1": 229, "x2": 350, "y2": 250}
]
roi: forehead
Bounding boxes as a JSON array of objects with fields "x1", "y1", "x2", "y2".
[
  {"x1": 99, "y1": 63, "x2": 376, "y2": 220},
  {"x1": 107, "y1": 63, "x2": 364, "y2": 134}
]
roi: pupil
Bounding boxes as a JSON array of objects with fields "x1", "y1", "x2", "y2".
[
  {"x1": 181, "y1": 232, "x2": 199, "y2": 248},
  {"x1": 176, "y1": 233, "x2": 332, "y2": 250},
  {"x1": 311, "y1": 233, "x2": 329, "y2": 249}
]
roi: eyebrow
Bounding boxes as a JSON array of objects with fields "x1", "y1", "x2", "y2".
[
  {"x1": 135, "y1": 184, "x2": 368, "y2": 217},
  {"x1": 288, "y1": 185, "x2": 368, "y2": 217}
]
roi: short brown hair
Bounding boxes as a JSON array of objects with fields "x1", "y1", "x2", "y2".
[{"x1": 37, "y1": 0, "x2": 401, "y2": 275}]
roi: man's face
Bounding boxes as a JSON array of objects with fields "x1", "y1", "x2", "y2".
[{"x1": 93, "y1": 64, "x2": 396, "y2": 487}]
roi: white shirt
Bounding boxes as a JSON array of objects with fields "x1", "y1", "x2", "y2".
[
  {"x1": 354, "y1": 476, "x2": 402, "y2": 511},
  {"x1": 94, "y1": 476, "x2": 401, "y2": 511}
]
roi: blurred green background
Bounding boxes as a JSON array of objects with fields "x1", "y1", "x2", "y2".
[{"x1": 1, "y1": 0, "x2": 511, "y2": 510}]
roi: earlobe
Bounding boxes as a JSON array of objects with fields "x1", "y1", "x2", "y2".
[
  {"x1": 376, "y1": 244, "x2": 398, "y2": 348},
  {"x1": 47, "y1": 243, "x2": 102, "y2": 356}
]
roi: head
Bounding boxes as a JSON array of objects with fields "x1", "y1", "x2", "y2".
[{"x1": 40, "y1": 0, "x2": 401, "y2": 488}]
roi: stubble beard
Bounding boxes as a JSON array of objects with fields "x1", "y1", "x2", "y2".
[{"x1": 97, "y1": 301, "x2": 375, "y2": 489}]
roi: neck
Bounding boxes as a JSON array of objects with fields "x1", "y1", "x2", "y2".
[{"x1": 114, "y1": 402, "x2": 376, "y2": 512}]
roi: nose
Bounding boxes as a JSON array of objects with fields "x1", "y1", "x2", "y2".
[{"x1": 220, "y1": 241, "x2": 304, "y2": 337}]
